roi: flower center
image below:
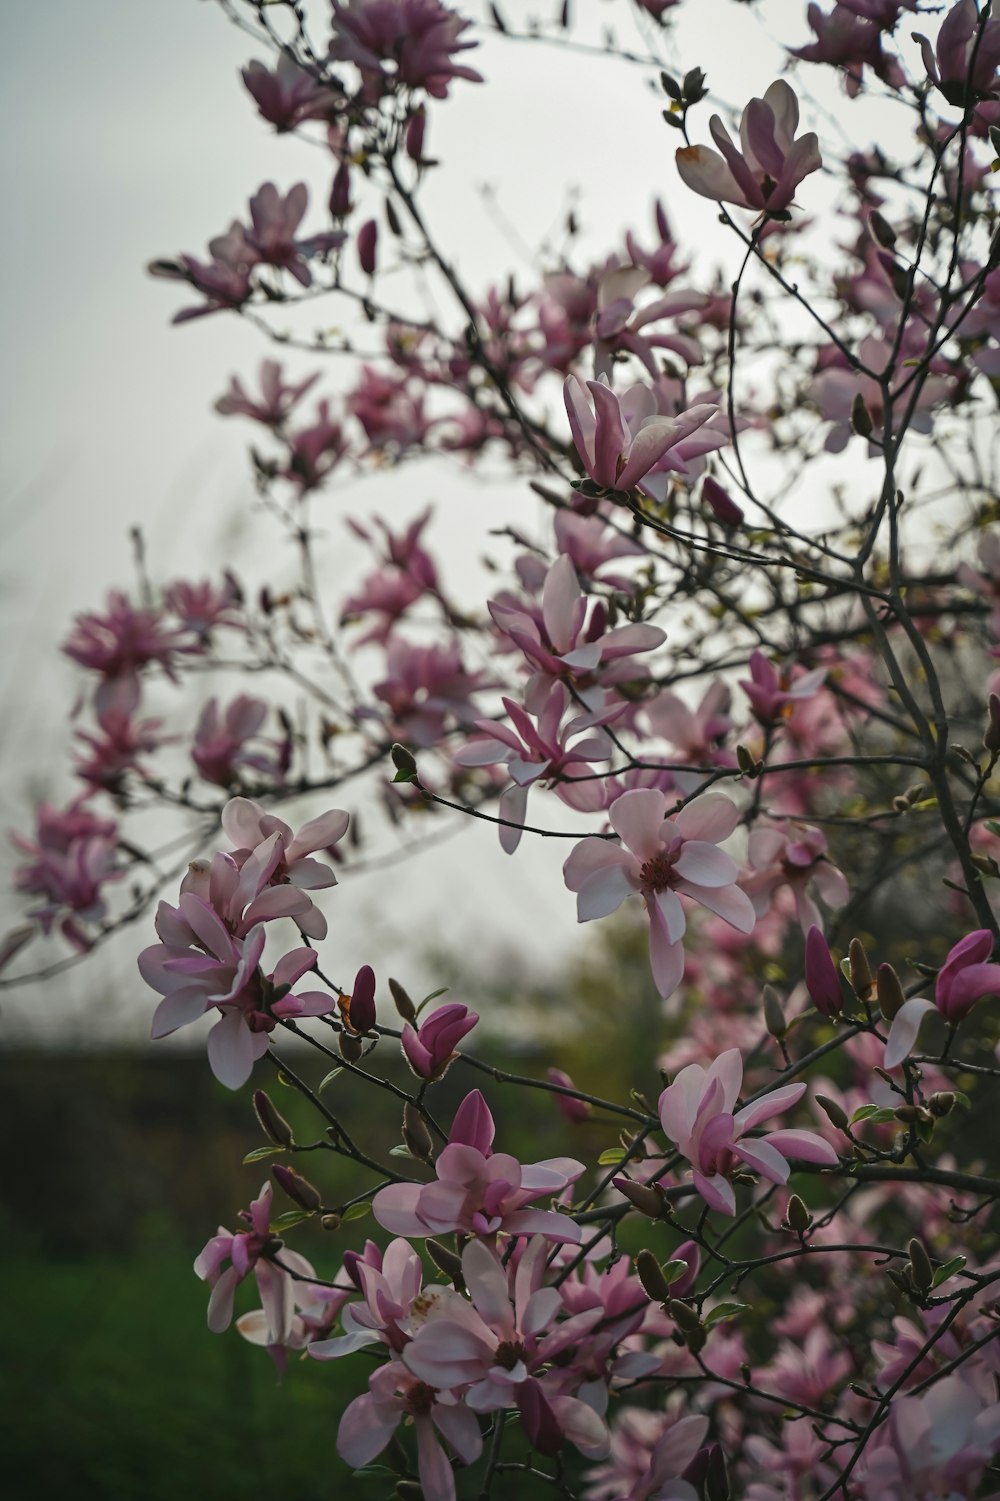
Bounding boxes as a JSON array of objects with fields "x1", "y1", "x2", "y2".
[
  {"x1": 638, "y1": 850, "x2": 677, "y2": 895},
  {"x1": 495, "y1": 1340, "x2": 525, "y2": 1371}
]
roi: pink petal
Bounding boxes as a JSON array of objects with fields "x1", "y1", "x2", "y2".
[
  {"x1": 884, "y1": 997, "x2": 935, "y2": 1070},
  {"x1": 609, "y1": 787, "x2": 668, "y2": 859},
  {"x1": 207, "y1": 1010, "x2": 258, "y2": 1090}
]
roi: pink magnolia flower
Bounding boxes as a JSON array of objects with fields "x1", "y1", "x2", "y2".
[
  {"x1": 165, "y1": 575, "x2": 244, "y2": 637},
  {"x1": 564, "y1": 375, "x2": 717, "y2": 496},
  {"x1": 310, "y1": 1237, "x2": 427, "y2": 1359},
  {"x1": 855, "y1": 1374, "x2": 1000, "y2": 1500},
  {"x1": 284, "y1": 397, "x2": 350, "y2": 490},
  {"x1": 552, "y1": 510, "x2": 645, "y2": 591},
  {"x1": 488, "y1": 554, "x2": 665, "y2": 713},
  {"x1": 373, "y1": 1089, "x2": 584, "y2": 1243},
  {"x1": 563, "y1": 788, "x2": 756, "y2": 1000},
  {"x1": 151, "y1": 221, "x2": 258, "y2": 322},
  {"x1": 915, "y1": 0, "x2": 1000, "y2": 107},
  {"x1": 74, "y1": 704, "x2": 166, "y2": 791},
  {"x1": 401, "y1": 1001, "x2": 479, "y2": 1078},
  {"x1": 790, "y1": 4, "x2": 906, "y2": 98},
  {"x1": 330, "y1": 0, "x2": 483, "y2": 101},
  {"x1": 740, "y1": 649, "x2": 826, "y2": 726},
  {"x1": 191, "y1": 696, "x2": 287, "y2": 788},
  {"x1": 219, "y1": 796, "x2": 348, "y2": 939},
  {"x1": 547, "y1": 1068, "x2": 591, "y2": 1124},
  {"x1": 584, "y1": 1408, "x2": 708, "y2": 1501},
  {"x1": 194, "y1": 1182, "x2": 312, "y2": 1340},
  {"x1": 740, "y1": 822, "x2": 849, "y2": 932},
  {"x1": 12, "y1": 799, "x2": 120, "y2": 947},
  {"x1": 63, "y1": 590, "x2": 187, "y2": 716},
  {"x1": 676, "y1": 81, "x2": 821, "y2": 216},
  {"x1": 246, "y1": 181, "x2": 313, "y2": 286},
  {"x1": 884, "y1": 930, "x2": 1000, "y2": 1068},
  {"x1": 241, "y1": 53, "x2": 340, "y2": 130},
  {"x1": 623, "y1": 199, "x2": 689, "y2": 289},
  {"x1": 403, "y1": 1239, "x2": 610, "y2": 1458},
  {"x1": 373, "y1": 635, "x2": 489, "y2": 746},
  {"x1": 337, "y1": 1357, "x2": 482, "y2": 1501},
  {"x1": 215, "y1": 359, "x2": 320, "y2": 425},
  {"x1": 346, "y1": 365, "x2": 434, "y2": 454},
  {"x1": 455, "y1": 681, "x2": 620, "y2": 853},
  {"x1": 645, "y1": 681, "x2": 734, "y2": 793},
  {"x1": 658, "y1": 1048, "x2": 838, "y2": 1214}
]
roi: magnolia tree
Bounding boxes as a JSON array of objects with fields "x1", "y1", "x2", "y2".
[{"x1": 14, "y1": 0, "x2": 1000, "y2": 1495}]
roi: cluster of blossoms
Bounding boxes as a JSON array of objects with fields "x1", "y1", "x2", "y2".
[{"x1": 16, "y1": 1, "x2": 1000, "y2": 1497}]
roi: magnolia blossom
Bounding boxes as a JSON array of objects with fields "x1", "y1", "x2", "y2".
[
  {"x1": 401, "y1": 1001, "x2": 479, "y2": 1078},
  {"x1": 884, "y1": 930, "x2": 1000, "y2": 1068},
  {"x1": 373, "y1": 1089, "x2": 584, "y2": 1243},
  {"x1": 658, "y1": 1048, "x2": 838, "y2": 1214},
  {"x1": 219, "y1": 796, "x2": 348, "y2": 939},
  {"x1": 241, "y1": 53, "x2": 339, "y2": 130},
  {"x1": 915, "y1": 0, "x2": 1000, "y2": 107},
  {"x1": 741, "y1": 822, "x2": 849, "y2": 932},
  {"x1": 330, "y1": 0, "x2": 483, "y2": 101},
  {"x1": 195, "y1": 1182, "x2": 313, "y2": 1340},
  {"x1": 740, "y1": 650, "x2": 826, "y2": 725},
  {"x1": 215, "y1": 359, "x2": 319, "y2": 425},
  {"x1": 856, "y1": 1374, "x2": 1000, "y2": 1500},
  {"x1": 564, "y1": 375, "x2": 717, "y2": 497},
  {"x1": 563, "y1": 788, "x2": 756, "y2": 1000},
  {"x1": 676, "y1": 81, "x2": 821, "y2": 216},
  {"x1": 584, "y1": 1409, "x2": 708, "y2": 1501}
]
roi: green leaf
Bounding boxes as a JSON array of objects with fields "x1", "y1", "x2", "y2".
[
  {"x1": 272, "y1": 1209, "x2": 312, "y2": 1230},
  {"x1": 850, "y1": 1104, "x2": 879, "y2": 1123},
  {"x1": 662, "y1": 1259, "x2": 692, "y2": 1285},
  {"x1": 242, "y1": 1145, "x2": 285, "y2": 1164},
  {"x1": 864, "y1": 1108, "x2": 898, "y2": 1124},
  {"x1": 953, "y1": 1090, "x2": 972, "y2": 1110},
  {"x1": 389, "y1": 1144, "x2": 415, "y2": 1158},
  {"x1": 341, "y1": 1202, "x2": 371, "y2": 1222},
  {"x1": 704, "y1": 1301, "x2": 748, "y2": 1327},
  {"x1": 415, "y1": 987, "x2": 449, "y2": 1016},
  {"x1": 319, "y1": 1068, "x2": 343, "y2": 1093},
  {"x1": 852, "y1": 1105, "x2": 896, "y2": 1125},
  {"x1": 932, "y1": 1255, "x2": 967, "y2": 1287},
  {"x1": 597, "y1": 1147, "x2": 627, "y2": 1166}
]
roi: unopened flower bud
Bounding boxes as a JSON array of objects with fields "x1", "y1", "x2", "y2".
[
  {"x1": 635, "y1": 1249, "x2": 671, "y2": 1303},
  {"x1": 272, "y1": 1163, "x2": 323, "y2": 1212},
  {"x1": 895, "y1": 1103, "x2": 930, "y2": 1124},
  {"x1": 345, "y1": 964, "x2": 376, "y2": 1034},
  {"x1": 339, "y1": 1030, "x2": 364, "y2": 1062},
  {"x1": 357, "y1": 218, "x2": 378, "y2": 276},
  {"x1": 869, "y1": 209, "x2": 897, "y2": 249},
  {"x1": 805, "y1": 926, "x2": 843, "y2": 1018},
  {"x1": 402, "y1": 1102, "x2": 434, "y2": 1163},
  {"x1": 329, "y1": 160, "x2": 351, "y2": 220},
  {"x1": 929, "y1": 1090, "x2": 956, "y2": 1118},
  {"x1": 390, "y1": 743, "x2": 418, "y2": 783},
  {"x1": 816, "y1": 1094, "x2": 849, "y2": 1131},
  {"x1": 762, "y1": 983, "x2": 786, "y2": 1039},
  {"x1": 613, "y1": 1176, "x2": 668, "y2": 1218},
  {"x1": 667, "y1": 1298, "x2": 703, "y2": 1334},
  {"x1": 321, "y1": 1213, "x2": 342, "y2": 1231},
  {"x1": 848, "y1": 937, "x2": 874, "y2": 1001},
  {"x1": 876, "y1": 962, "x2": 906, "y2": 1021},
  {"x1": 405, "y1": 108, "x2": 426, "y2": 163},
  {"x1": 786, "y1": 1194, "x2": 811, "y2": 1235},
  {"x1": 908, "y1": 1236, "x2": 934, "y2": 1294},
  {"x1": 426, "y1": 1238, "x2": 465, "y2": 1286},
  {"x1": 701, "y1": 475, "x2": 744, "y2": 528},
  {"x1": 705, "y1": 1444, "x2": 731, "y2": 1501},
  {"x1": 253, "y1": 1088, "x2": 295, "y2": 1147},
  {"x1": 850, "y1": 391, "x2": 873, "y2": 438},
  {"x1": 389, "y1": 977, "x2": 418, "y2": 1023},
  {"x1": 985, "y1": 693, "x2": 1000, "y2": 754},
  {"x1": 736, "y1": 743, "x2": 763, "y2": 777}
]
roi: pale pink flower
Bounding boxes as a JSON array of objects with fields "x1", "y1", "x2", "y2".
[
  {"x1": 330, "y1": 0, "x2": 483, "y2": 101},
  {"x1": 346, "y1": 365, "x2": 434, "y2": 453},
  {"x1": 194, "y1": 1181, "x2": 313, "y2": 1340},
  {"x1": 790, "y1": 4, "x2": 906, "y2": 97},
  {"x1": 401, "y1": 1001, "x2": 479, "y2": 1078},
  {"x1": 740, "y1": 822, "x2": 849, "y2": 932},
  {"x1": 165, "y1": 575, "x2": 244, "y2": 637},
  {"x1": 241, "y1": 53, "x2": 340, "y2": 130},
  {"x1": 373, "y1": 1088, "x2": 584, "y2": 1243},
  {"x1": 740, "y1": 650, "x2": 826, "y2": 726},
  {"x1": 552, "y1": 510, "x2": 645, "y2": 590},
  {"x1": 191, "y1": 696, "x2": 287, "y2": 788},
  {"x1": 676, "y1": 81, "x2": 821, "y2": 216},
  {"x1": 219, "y1": 795, "x2": 348, "y2": 939},
  {"x1": 884, "y1": 929, "x2": 1000, "y2": 1068},
  {"x1": 915, "y1": 0, "x2": 1000, "y2": 107},
  {"x1": 215, "y1": 359, "x2": 320, "y2": 425},
  {"x1": 12, "y1": 799, "x2": 120, "y2": 946},
  {"x1": 373, "y1": 635, "x2": 489, "y2": 746},
  {"x1": 284, "y1": 397, "x2": 350, "y2": 490},
  {"x1": 564, "y1": 374, "x2": 717, "y2": 497},
  {"x1": 455, "y1": 681, "x2": 619, "y2": 853},
  {"x1": 856, "y1": 1374, "x2": 1000, "y2": 1500},
  {"x1": 337, "y1": 1358, "x2": 482, "y2": 1501},
  {"x1": 658, "y1": 1048, "x2": 838, "y2": 1214},
  {"x1": 63, "y1": 590, "x2": 187, "y2": 716},
  {"x1": 623, "y1": 199, "x2": 689, "y2": 289},
  {"x1": 310, "y1": 1237, "x2": 427, "y2": 1359},
  {"x1": 645, "y1": 681, "x2": 734, "y2": 793},
  {"x1": 563, "y1": 788, "x2": 756, "y2": 1000},
  {"x1": 583, "y1": 1407, "x2": 708, "y2": 1501}
]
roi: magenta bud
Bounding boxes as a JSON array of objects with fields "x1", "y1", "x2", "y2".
[
  {"x1": 329, "y1": 161, "x2": 351, "y2": 220},
  {"x1": 348, "y1": 964, "x2": 376, "y2": 1033},
  {"x1": 985, "y1": 692, "x2": 1000, "y2": 753},
  {"x1": 701, "y1": 475, "x2": 744, "y2": 527},
  {"x1": 272, "y1": 1163, "x2": 322, "y2": 1212},
  {"x1": 405, "y1": 108, "x2": 426, "y2": 162},
  {"x1": 357, "y1": 218, "x2": 378, "y2": 276},
  {"x1": 546, "y1": 1067, "x2": 591, "y2": 1122},
  {"x1": 805, "y1": 926, "x2": 843, "y2": 1017}
]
